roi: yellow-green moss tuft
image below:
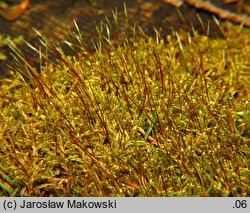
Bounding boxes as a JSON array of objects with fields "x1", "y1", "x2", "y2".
[{"x1": 0, "y1": 23, "x2": 249, "y2": 196}]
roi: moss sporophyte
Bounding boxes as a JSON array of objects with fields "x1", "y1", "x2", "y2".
[{"x1": 0, "y1": 18, "x2": 249, "y2": 196}]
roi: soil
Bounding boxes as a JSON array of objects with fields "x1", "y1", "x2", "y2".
[{"x1": 0, "y1": 0, "x2": 248, "y2": 78}]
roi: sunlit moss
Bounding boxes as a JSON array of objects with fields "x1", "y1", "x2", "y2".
[
  {"x1": 0, "y1": 21, "x2": 249, "y2": 196},
  {"x1": 0, "y1": 33, "x2": 23, "y2": 61}
]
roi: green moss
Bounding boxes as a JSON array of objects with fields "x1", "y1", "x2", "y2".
[
  {"x1": 0, "y1": 33, "x2": 23, "y2": 61},
  {"x1": 0, "y1": 22, "x2": 249, "y2": 196}
]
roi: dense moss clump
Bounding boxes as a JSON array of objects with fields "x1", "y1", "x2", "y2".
[{"x1": 0, "y1": 21, "x2": 249, "y2": 196}]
